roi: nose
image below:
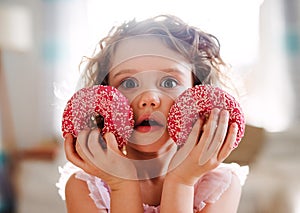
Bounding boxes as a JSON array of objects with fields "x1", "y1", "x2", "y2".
[{"x1": 138, "y1": 91, "x2": 161, "y2": 109}]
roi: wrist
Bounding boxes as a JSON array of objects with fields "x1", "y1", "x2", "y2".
[
  {"x1": 161, "y1": 173, "x2": 195, "y2": 212},
  {"x1": 109, "y1": 179, "x2": 144, "y2": 212},
  {"x1": 109, "y1": 179, "x2": 140, "y2": 192},
  {"x1": 165, "y1": 171, "x2": 200, "y2": 187}
]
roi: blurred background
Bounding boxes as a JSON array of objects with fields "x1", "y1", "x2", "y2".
[{"x1": 0, "y1": 0, "x2": 299, "y2": 212}]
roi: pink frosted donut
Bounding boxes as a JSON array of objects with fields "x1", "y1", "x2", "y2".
[
  {"x1": 167, "y1": 85, "x2": 245, "y2": 148},
  {"x1": 61, "y1": 85, "x2": 134, "y2": 148}
]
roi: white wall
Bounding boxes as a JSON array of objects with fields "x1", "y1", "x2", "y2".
[
  {"x1": 1, "y1": 0, "x2": 299, "y2": 151},
  {"x1": 1, "y1": 0, "x2": 58, "y2": 149},
  {"x1": 243, "y1": 0, "x2": 295, "y2": 131}
]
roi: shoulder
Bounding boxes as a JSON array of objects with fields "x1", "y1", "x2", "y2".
[
  {"x1": 219, "y1": 172, "x2": 242, "y2": 202},
  {"x1": 193, "y1": 163, "x2": 248, "y2": 212},
  {"x1": 199, "y1": 172, "x2": 241, "y2": 213},
  {"x1": 57, "y1": 162, "x2": 110, "y2": 212},
  {"x1": 65, "y1": 173, "x2": 89, "y2": 195},
  {"x1": 65, "y1": 174, "x2": 101, "y2": 212}
]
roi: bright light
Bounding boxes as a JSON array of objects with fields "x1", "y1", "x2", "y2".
[
  {"x1": 293, "y1": 189, "x2": 300, "y2": 213},
  {"x1": 87, "y1": 0, "x2": 263, "y2": 67},
  {"x1": 55, "y1": 0, "x2": 294, "y2": 134},
  {"x1": 87, "y1": 0, "x2": 294, "y2": 132}
]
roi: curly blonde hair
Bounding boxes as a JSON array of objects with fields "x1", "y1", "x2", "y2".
[{"x1": 79, "y1": 14, "x2": 231, "y2": 89}]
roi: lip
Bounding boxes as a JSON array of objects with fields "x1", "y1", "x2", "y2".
[
  {"x1": 134, "y1": 125, "x2": 163, "y2": 133},
  {"x1": 134, "y1": 113, "x2": 165, "y2": 133}
]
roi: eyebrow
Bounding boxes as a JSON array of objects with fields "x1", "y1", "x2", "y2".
[
  {"x1": 161, "y1": 68, "x2": 187, "y2": 76},
  {"x1": 111, "y1": 69, "x2": 139, "y2": 79},
  {"x1": 111, "y1": 67, "x2": 188, "y2": 79}
]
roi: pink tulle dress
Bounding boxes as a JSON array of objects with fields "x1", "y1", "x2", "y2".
[{"x1": 57, "y1": 162, "x2": 248, "y2": 212}]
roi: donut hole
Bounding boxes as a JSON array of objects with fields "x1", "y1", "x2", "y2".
[{"x1": 87, "y1": 112, "x2": 105, "y2": 129}]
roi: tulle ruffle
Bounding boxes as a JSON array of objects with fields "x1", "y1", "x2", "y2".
[{"x1": 57, "y1": 162, "x2": 249, "y2": 212}]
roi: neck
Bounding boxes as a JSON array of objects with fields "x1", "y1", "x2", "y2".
[{"x1": 126, "y1": 141, "x2": 177, "y2": 180}]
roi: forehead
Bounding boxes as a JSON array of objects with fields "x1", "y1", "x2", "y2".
[{"x1": 111, "y1": 35, "x2": 189, "y2": 70}]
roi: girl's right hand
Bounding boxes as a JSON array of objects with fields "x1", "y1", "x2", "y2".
[{"x1": 64, "y1": 129, "x2": 138, "y2": 190}]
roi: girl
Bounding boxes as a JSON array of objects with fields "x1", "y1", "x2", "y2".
[{"x1": 57, "y1": 15, "x2": 248, "y2": 213}]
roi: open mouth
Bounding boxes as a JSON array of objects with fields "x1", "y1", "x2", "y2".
[
  {"x1": 134, "y1": 118, "x2": 164, "y2": 132},
  {"x1": 135, "y1": 118, "x2": 163, "y2": 127}
]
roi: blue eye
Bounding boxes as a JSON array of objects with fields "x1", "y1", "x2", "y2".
[
  {"x1": 161, "y1": 78, "x2": 178, "y2": 88},
  {"x1": 121, "y1": 78, "x2": 138, "y2": 88}
]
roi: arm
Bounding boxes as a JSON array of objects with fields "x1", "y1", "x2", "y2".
[
  {"x1": 200, "y1": 173, "x2": 242, "y2": 213},
  {"x1": 160, "y1": 109, "x2": 239, "y2": 213},
  {"x1": 65, "y1": 174, "x2": 106, "y2": 213},
  {"x1": 65, "y1": 173, "x2": 143, "y2": 213},
  {"x1": 160, "y1": 172, "x2": 242, "y2": 213},
  {"x1": 160, "y1": 174, "x2": 195, "y2": 212},
  {"x1": 110, "y1": 180, "x2": 144, "y2": 213}
]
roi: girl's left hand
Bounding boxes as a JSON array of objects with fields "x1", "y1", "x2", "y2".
[{"x1": 167, "y1": 108, "x2": 238, "y2": 186}]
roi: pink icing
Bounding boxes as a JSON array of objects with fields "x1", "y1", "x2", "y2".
[
  {"x1": 168, "y1": 85, "x2": 245, "y2": 147},
  {"x1": 61, "y1": 85, "x2": 134, "y2": 147}
]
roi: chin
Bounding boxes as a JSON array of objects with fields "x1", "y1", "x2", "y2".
[{"x1": 127, "y1": 132, "x2": 174, "y2": 154}]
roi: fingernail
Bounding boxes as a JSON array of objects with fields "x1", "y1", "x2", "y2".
[
  {"x1": 221, "y1": 110, "x2": 229, "y2": 116},
  {"x1": 212, "y1": 108, "x2": 220, "y2": 115},
  {"x1": 232, "y1": 123, "x2": 237, "y2": 129},
  {"x1": 198, "y1": 156, "x2": 207, "y2": 165}
]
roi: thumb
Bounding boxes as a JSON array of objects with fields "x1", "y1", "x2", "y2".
[
  {"x1": 103, "y1": 132, "x2": 124, "y2": 156},
  {"x1": 169, "y1": 119, "x2": 202, "y2": 171}
]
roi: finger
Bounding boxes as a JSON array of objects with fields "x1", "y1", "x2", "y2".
[
  {"x1": 206, "y1": 110, "x2": 230, "y2": 159},
  {"x1": 86, "y1": 128, "x2": 106, "y2": 159},
  {"x1": 102, "y1": 133, "x2": 136, "y2": 179},
  {"x1": 99, "y1": 133, "x2": 107, "y2": 150},
  {"x1": 64, "y1": 134, "x2": 85, "y2": 168},
  {"x1": 64, "y1": 133, "x2": 76, "y2": 159},
  {"x1": 212, "y1": 110, "x2": 229, "y2": 149},
  {"x1": 218, "y1": 123, "x2": 238, "y2": 161},
  {"x1": 104, "y1": 132, "x2": 124, "y2": 156},
  {"x1": 75, "y1": 130, "x2": 93, "y2": 162},
  {"x1": 169, "y1": 119, "x2": 202, "y2": 171},
  {"x1": 183, "y1": 118, "x2": 203, "y2": 148},
  {"x1": 77, "y1": 128, "x2": 94, "y2": 157},
  {"x1": 200, "y1": 108, "x2": 220, "y2": 147},
  {"x1": 198, "y1": 108, "x2": 220, "y2": 165},
  {"x1": 76, "y1": 129, "x2": 108, "y2": 172}
]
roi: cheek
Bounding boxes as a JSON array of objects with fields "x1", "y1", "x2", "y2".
[
  {"x1": 115, "y1": 86, "x2": 141, "y2": 104},
  {"x1": 162, "y1": 95, "x2": 177, "y2": 114},
  {"x1": 167, "y1": 86, "x2": 190, "y2": 101}
]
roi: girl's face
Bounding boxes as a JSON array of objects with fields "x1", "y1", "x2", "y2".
[{"x1": 108, "y1": 37, "x2": 193, "y2": 153}]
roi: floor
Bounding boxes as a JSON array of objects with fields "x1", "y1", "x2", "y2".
[{"x1": 14, "y1": 127, "x2": 300, "y2": 213}]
